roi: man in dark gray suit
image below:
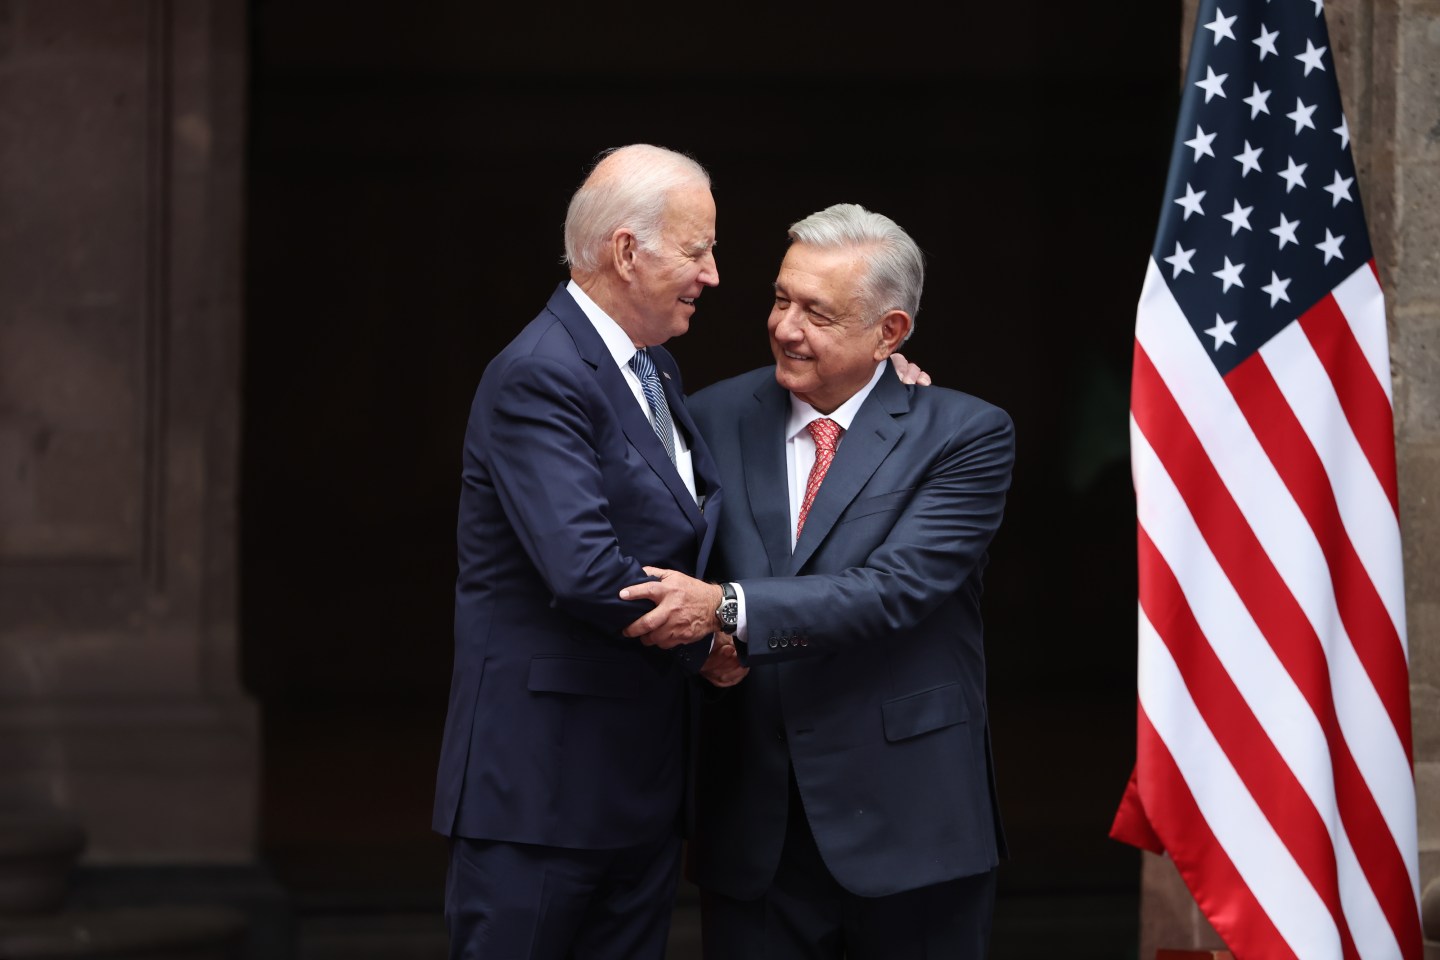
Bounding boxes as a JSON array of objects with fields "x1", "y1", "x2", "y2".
[{"x1": 621, "y1": 203, "x2": 1015, "y2": 960}]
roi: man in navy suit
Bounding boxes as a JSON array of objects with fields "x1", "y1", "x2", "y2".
[
  {"x1": 432, "y1": 144, "x2": 727, "y2": 960},
  {"x1": 621, "y1": 203, "x2": 1015, "y2": 959}
]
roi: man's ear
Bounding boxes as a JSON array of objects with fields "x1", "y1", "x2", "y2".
[
  {"x1": 874, "y1": 310, "x2": 913, "y2": 359},
  {"x1": 610, "y1": 229, "x2": 640, "y2": 280}
]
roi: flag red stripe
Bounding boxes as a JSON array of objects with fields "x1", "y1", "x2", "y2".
[
  {"x1": 1223, "y1": 343, "x2": 1413, "y2": 759},
  {"x1": 1110, "y1": 762, "x2": 1165, "y2": 854},
  {"x1": 1132, "y1": 343, "x2": 1417, "y2": 952},
  {"x1": 1134, "y1": 706, "x2": 1300, "y2": 959},
  {"x1": 1137, "y1": 525, "x2": 1358, "y2": 960},
  {"x1": 1331, "y1": 739, "x2": 1425, "y2": 958},
  {"x1": 1296, "y1": 292, "x2": 1399, "y2": 515}
]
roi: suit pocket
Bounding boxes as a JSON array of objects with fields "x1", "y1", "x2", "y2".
[
  {"x1": 839, "y1": 487, "x2": 914, "y2": 524},
  {"x1": 528, "y1": 656, "x2": 643, "y2": 699},
  {"x1": 882, "y1": 683, "x2": 968, "y2": 742}
]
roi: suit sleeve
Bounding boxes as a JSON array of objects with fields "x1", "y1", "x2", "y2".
[
  {"x1": 735, "y1": 403, "x2": 1014, "y2": 663},
  {"x1": 479, "y1": 353, "x2": 656, "y2": 635}
]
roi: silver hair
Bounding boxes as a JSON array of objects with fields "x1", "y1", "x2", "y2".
[
  {"x1": 562, "y1": 144, "x2": 711, "y2": 272},
  {"x1": 787, "y1": 203, "x2": 924, "y2": 340}
]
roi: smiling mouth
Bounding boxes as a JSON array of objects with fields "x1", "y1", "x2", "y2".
[
  {"x1": 782, "y1": 350, "x2": 812, "y2": 362},
  {"x1": 680, "y1": 297, "x2": 696, "y2": 306}
]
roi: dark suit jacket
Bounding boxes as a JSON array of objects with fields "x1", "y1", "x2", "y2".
[
  {"x1": 686, "y1": 365, "x2": 1014, "y2": 899},
  {"x1": 433, "y1": 284, "x2": 722, "y2": 850}
]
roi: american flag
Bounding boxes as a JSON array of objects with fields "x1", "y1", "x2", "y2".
[{"x1": 1108, "y1": 0, "x2": 1422, "y2": 957}]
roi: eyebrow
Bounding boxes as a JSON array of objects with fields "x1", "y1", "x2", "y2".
[{"x1": 772, "y1": 281, "x2": 837, "y2": 316}]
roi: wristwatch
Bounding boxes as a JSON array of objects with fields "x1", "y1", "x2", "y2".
[{"x1": 714, "y1": 582, "x2": 738, "y2": 635}]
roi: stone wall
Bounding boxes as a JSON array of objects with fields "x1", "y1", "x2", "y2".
[
  {"x1": 0, "y1": 0, "x2": 255, "y2": 863},
  {"x1": 1375, "y1": 0, "x2": 1440, "y2": 912}
]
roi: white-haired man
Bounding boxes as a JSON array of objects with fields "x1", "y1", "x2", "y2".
[{"x1": 432, "y1": 144, "x2": 724, "y2": 960}]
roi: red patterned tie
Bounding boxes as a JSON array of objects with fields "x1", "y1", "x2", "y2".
[{"x1": 796, "y1": 418, "x2": 841, "y2": 540}]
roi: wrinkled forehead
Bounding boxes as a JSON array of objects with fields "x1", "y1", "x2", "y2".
[
  {"x1": 775, "y1": 243, "x2": 871, "y2": 312},
  {"x1": 659, "y1": 185, "x2": 717, "y2": 242}
]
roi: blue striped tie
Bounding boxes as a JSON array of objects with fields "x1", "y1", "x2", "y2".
[{"x1": 629, "y1": 349, "x2": 677, "y2": 466}]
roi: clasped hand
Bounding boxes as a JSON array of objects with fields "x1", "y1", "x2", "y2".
[{"x1": 619, "y1": 566, "x2": 748, "y2": 687}]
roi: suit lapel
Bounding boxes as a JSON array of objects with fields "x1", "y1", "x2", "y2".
[
  {"x1": 547, "y1": 287, "x2": 706, "y2": 542},
  {"x1": 657, "y1": 350, "x2": 722, "y2": 570},
  {"x1": 787, "y1": 369, "x2": 910, "y2": 575},
  {"x1": 740, "y1": 379, "x2": 794, "y2": 577}
]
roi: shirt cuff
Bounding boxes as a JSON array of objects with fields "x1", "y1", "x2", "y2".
[{"x1": 732, "y1": 581, "x2": 748, "y2": 643}]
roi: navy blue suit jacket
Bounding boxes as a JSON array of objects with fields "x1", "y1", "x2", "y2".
[
  {"x1": 433, "y1": 284, "x2": 722, "y2": 850},
  {"x1": 686, "y1": 365, "x2": 1014, "y2": 898}
]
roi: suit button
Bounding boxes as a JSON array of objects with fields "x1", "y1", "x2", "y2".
[
  {"x1": 768, "y1": 635, "x2": 779, "y2": 650},
  {"x1": 798, "y1": 634, "x2": 809, "y2": 647},
  {"x1": 779, "y1": 635, "x2": 789, "y2": 648}
]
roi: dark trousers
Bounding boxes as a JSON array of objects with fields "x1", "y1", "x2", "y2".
[
  {"x1": 445, "y1": 832, "x2": 681, "y2": 960},
  {"x1": 700, "y1": 772, "x2": 997, "y2": 960}
]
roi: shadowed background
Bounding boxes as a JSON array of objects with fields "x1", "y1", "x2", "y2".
[{"x1": 239, "y1": 0, "x2": 1180, "y2": 951}]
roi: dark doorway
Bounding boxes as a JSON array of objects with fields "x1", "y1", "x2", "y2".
[{"x1": 242, "y1": 2, "x2": 1181, "y2": 953}]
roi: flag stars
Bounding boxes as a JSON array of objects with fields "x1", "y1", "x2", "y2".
[
  {"x1": 1278, "y1": 156, "x2": 1308, "y2": 192},
  {"x1": 1214, "y1": 256, "x2": 1246, "y2": 292},
  {"x1": 1222, "y1": 199, "x2": 1255, "y2": 235},
  {"x1": 1205, "y1": 315, "x2": 1238, "y2": 351},
  {"x1": 1271, "y1": 212, "x2": 1301, "y2": 248},
  {"x1": 1164, "y1": 242, "x2": 1197, "y2": 278},
  {"x1": 1175, "y1": 182, "x2": 1207, "y2": 220},
  {"x1": 1205, "y1": 8, "x2": 1238, "y2": 44},
  {"x1": 1288, "y1": 98, "x2": 1318, "y2": 133},
  {"x1": 1196, "y1": 66, "x2": 1229, "y2": 102},
  {"x1": 1253, "y1": 24, "x2": 1280, "y2": 59},
  {"x1": 1295, "y1": 39, "x2": 1328, "y2": 75},
  {"x1": 1335, "y1": 115, "x2": 1351, "y2": 149},
  {"x1": 1185, "y1": 125, "x2": 1218, "y2": 161},
  {"x1": 1234, "y1": 140, "x2": 1264, "y2": 176},
  {"x1": 1262, "y1": 271, "x2": 1292, "y2": 306},
  {"x1": 1316, "y1": 228, "x2": 1346, "y2": 264},
  {"x1": 1244, "y1": 83, "x2": 1272, "y2": 119},
  {"x1": 1325, "y1": 170, "x2": 1355, "y2": 206}
]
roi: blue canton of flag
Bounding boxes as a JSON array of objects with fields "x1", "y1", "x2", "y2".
[{"x1": 1157, "y1": 0, "x2": 1368, "y2": 375}]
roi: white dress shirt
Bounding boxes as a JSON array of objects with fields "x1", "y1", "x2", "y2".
[
  {"x1": 566, "y1": 280, "x2": 697, "y2": 502},
  {"x1": 732, "y1": 360, "x2": 889, "y2": 641}
]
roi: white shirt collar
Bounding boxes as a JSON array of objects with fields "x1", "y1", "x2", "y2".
[
  {"x1": 567, "y1": 279, "x2": 640, "y2": 368},
  {"x1": 784, "y1": 361, "x2": 888, "y2": 442}
]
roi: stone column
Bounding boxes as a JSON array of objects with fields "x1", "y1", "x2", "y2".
[
  {"x1": 0, "y1": 0, "x2": 255, "y2": 864},
  {"x1": 1143, "y1": 0, "x2": 1440, "y2": 954},
  {"x1": 1375, "y1": 0, "x2": 1440, "y2": 944}
]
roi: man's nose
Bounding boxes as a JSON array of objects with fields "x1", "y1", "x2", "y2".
[
  {"x1": 772, "y1": 306, "x2": 802, "y2": 340},
  {"x1": 698, "y1": 252, "x2": 719, "y2": 287}
]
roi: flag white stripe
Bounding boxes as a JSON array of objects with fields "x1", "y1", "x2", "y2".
[
  {"x1": 1328, "y1": 633, "x2": 1422, "y2": 888},
  {"x1": 1259, "y1": 318, "x2": 1406, "y2": 632},
  {"x1": 1330, "y1": 264, "x2": 1393, "y2": 405},
  {"x1": 1138, "y1": 605, "x2": 1343, "y2": 959},
  {"x1": 1335, "y1": 822, "x2": 1407, "y2": 960}
]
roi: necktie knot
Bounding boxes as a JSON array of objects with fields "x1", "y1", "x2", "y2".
[
  {"x1": 807, "y1": 417, "x2": 841, "y2": 455},
  {"x1": 629, "y1": 347, "x2": 657, "y2": 381},
  {"x1": 797, "y1": 418, "x2": 841, "y2": 541},
  {"x1": 629, "y1": 349, "x2": 677, "y2": 467}
]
